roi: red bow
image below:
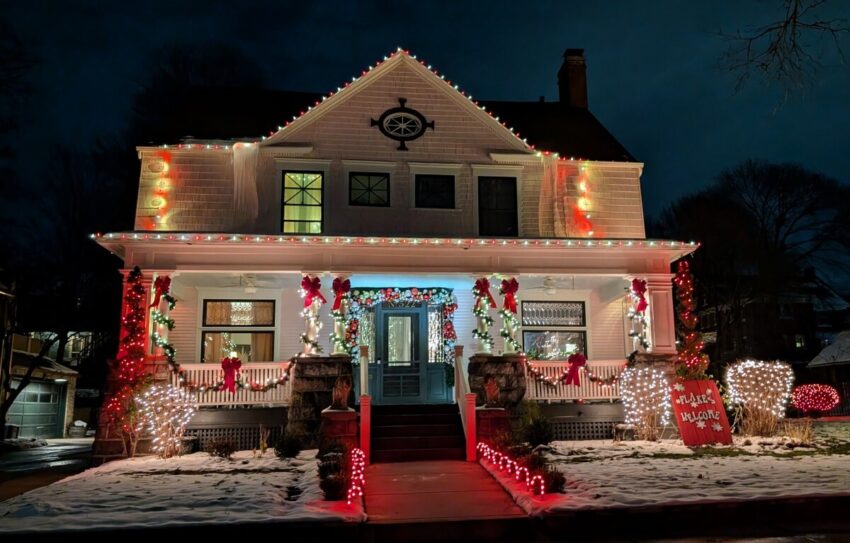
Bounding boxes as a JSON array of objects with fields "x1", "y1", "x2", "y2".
[
  {"x1": 221, "y1": 357, "x2": 242, "y2": 394},
  {"x1": 500, "y1": 278, "x2": 519, "y2": 314},
  {"x1": 149, "y1": 276, "x2": 171, "y2": 308},
  {"x1": 631, "y1": 278, "x2": 648, "y2": 314},
  {"x1": 563, "y1": 353, "x2": 586, "y2": 387},
  {"x1": 332, "y1": 278, "x2": 351, "y2": 311},
  {"x1": 301, "y1": 276, "x2": 327, "y2": 308},
  {"x1": 474, "y1": 278, "x2": 496, "y2": 309}
]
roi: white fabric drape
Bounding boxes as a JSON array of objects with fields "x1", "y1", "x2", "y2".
[
  {"x1": 233, "y1": 142, "x2": 259, "y2": 221},
  {"x1": 539, "y1": 155, "x2": 567, "y2": 237}
]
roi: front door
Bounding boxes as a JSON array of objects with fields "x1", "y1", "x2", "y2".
[{"x1": 374, "y1": 304, "x2": 427, "y2": 404}]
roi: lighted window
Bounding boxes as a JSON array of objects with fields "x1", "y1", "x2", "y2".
[
  {"x1": 349, "y1": 172, "x2": 390, "y2": 206},
  {"x1": 201, "y1": 331, "x2": 274, "y2": 364},
  {"x1": 203, "y1": 300, "x2": 275, "y2": 327},
  {"x1": 523, "y1": 330, "x2": 587, "y2": 360},
  {"x1": 415, "y1": 174, "x2": 455, "y2": 209},
  {"x1": 282, "y1": 171, "x2": 323, "y2": 233},
  {"x1": 795, "y1": 334, "x2": 806, "y2": 349}
]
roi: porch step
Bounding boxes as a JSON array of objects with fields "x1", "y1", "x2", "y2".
[{"x1": 371, "y1": 404, "x2": 465, "y2": 463}]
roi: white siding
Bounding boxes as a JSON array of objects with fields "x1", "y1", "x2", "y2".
[{"x1": 170, "y1": 285, "x2": 199, "y2": 365}]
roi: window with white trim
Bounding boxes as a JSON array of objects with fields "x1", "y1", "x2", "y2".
[{"x1": 201, "y1": 300, "x2": 275, "y2": 363}]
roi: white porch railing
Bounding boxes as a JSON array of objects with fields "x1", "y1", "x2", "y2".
[
  {"x1": 454, "y1": 346, "x2": 477, "y2": 461},
  {"x1": 525, "y1": 359, "x2": 624, "y2": 402},
  {"x1": 172, "y1": 362, "x2": 292, "y2": 407}
]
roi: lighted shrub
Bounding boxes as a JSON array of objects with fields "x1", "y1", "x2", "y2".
[
  {"x1": 726, "y1": 359, "x2": 794, "y2": 436},
  {"x1": 620, "y1": 367, "x2": 671, "y2": 441},
  {"x1": 791, "y1": 384, "x2": 840, "y2": 416}
]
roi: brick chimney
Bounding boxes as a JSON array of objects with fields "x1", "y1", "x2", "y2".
[{"x1": 558, "y1": 48, "x2": 588, "y2": 109}]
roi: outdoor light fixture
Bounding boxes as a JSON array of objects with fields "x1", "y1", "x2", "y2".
[{"x1": 54, "y1": 378, "x2": 67, "y2": 383}]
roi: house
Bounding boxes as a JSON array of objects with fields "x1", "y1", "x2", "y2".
[
  {"x1": 91, "y1": 48, "x2": 695, "y2": 462},
  {"x1": 4, "y1": 334, "x2": 79, "y2": 439}
]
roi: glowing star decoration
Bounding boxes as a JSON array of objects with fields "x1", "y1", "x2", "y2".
[
  {"x1": 135, "y1": 384, "x2": 196, "y2": 459},
  {"x1": 726, "y1": 360, "x2": 794, "y2": 435},
  {"x1": 791, "y1": 384, "x2": 840, "y2": 415},
  {"x1": 620, "y1": 367, "x2": 671, "y2": 441}
]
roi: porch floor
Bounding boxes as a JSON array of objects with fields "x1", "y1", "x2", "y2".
[{"x1": 364, "y1": 460, "x2": 525, "y2": 523}]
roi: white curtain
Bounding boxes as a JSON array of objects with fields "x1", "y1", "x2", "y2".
[
  {"x1": 539, "y1": 155, "x2": 567, "y2": 237},
  {"x1": 233, "y1": 142, "x2": 259, "y2": 222}
]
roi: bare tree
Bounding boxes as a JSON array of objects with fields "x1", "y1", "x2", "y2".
[{"x1": 720, "y1": 0, "x2": 850, "y2": 94}]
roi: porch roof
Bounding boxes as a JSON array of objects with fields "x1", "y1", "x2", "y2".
[{"x1": 92, "y1": 232, "x2": 698, "y2": 274}]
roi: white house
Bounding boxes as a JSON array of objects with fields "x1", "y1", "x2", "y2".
[{"x1": 92, "y1": 48, "x2": 695, "y2": 462}]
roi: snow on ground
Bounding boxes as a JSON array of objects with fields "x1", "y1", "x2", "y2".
[
  {"x1": 485, "y1": 422, "x2": 850, "y2": 516},
  {"x1": 0, "y1": 438, "x2": 47, "y2": 452},
  {"x1": 0, "y1": 449, "x2": 365, "y2": 533}
]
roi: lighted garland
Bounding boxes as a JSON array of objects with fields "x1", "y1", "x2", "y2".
[
  {"x1": 791, "y1": 384, "x2": 840, "y2": 415},
  {"x1": 477, "y1": 442, "x2": 546, "y2": 496},
  {"x1": 346, "y1": 287, "x2": 457, "y2": 363},
  {"x1": 725, "y1": 359, "x2": 794, "y2": 419},
  {"x1": 176, "y1": 361, "x2": 296, "y2": 395},
  {"x1": 135, "y1": 384, "x2": 196, "y2": 458},
  {"x1": 673, "y1": 260, "x2": 708, "y2": 379},
  {"x1": 472, "y1": 278, "x2": 496, "y2": 352},
  {"x1": 627, "y1": 278, "x2": 651, "y2": 351},
  {"x1": 150, "y1": 275, "x2": 177, "y2": 371},
  {"x1": 329, "y1": 278, "x2": 352, "y2": 355},
  {"x1": 620, "y1": 366, "x2": 671, "y2": 440},
  {"x1": 299, "y1": 275, "x2": 326, "y2": 355},
  {"x1": 498, "y1": 278, "x2": 522, "y2": 352},
  {"x1": 526, "y1": 357, "x2": 625, "y2": 389}
]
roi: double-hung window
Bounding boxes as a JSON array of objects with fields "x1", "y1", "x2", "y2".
[{"x1": 201, "y1": 300, "x2": 275, "y2": 363}]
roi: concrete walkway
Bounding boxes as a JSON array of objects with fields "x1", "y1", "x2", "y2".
[{"x1": 365, "y1": 460, "x2": 526, "y2": 523}]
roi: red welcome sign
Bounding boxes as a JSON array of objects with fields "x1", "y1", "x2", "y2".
[{"x1": 670, "y1": 380, "x2": 733, "y2": 447}]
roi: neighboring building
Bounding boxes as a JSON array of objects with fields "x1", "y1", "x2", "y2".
[
  {"x1": 700, "y1": 274, "x2": 850, "y2": 365},
  {"x1": 6, "y1": 334, "x2": 79, "y2": 439},
  {"x1": 92, "y1": 48, "x2": 695, "y2": 460}
]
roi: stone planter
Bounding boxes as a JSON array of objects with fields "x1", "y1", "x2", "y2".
[{"x1": 286, "y1": 356, "x2": 353, "y2": 447}]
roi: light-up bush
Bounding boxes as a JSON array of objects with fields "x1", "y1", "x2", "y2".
[
  {"x1": 135, "y1": 384, "x2": 196, "y2": 458},
  {"x1": 725, "y1": 359, "x2": 794, "y2": 436},
  {"x1": 620, "y1": 367, "x2": 671, "y2": 441},
  {"x1": 792, "y1": 384, "x2": 840, "y2": 416}
]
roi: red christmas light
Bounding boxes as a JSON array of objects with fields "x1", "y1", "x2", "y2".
[
  {"x1": 347, "y1": 448, "x2": 366, "y2": 506},
  {"x1": 674, "y1": 260, "x2": 708, "y2": 379},
  {"x1": 476, "y1": 442, "x2": 546, "y2": 496},
  {"x1": 792, "y1": 384, "x2": 840, "y2": 415}
]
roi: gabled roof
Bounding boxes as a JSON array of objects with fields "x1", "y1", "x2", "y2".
[
  {"x1": 810, "y1": 330, "x2": 850, "y2": 367},
  {"x1": 144, "y1": 49, "x2": 636, "y2": 162}
]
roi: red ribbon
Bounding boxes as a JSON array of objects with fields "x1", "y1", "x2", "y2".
[
  {"x1": 149, "y1": 276, "x2": 171, "y2": 308},
  {"x1": 221, "y1": 357, "x2": 242, "y2": 394},
  {"x1": 301, "y1": 276, "x2": 327, "y2": 308},
  {"x1": 500, "y1": 278, "x2": 519, "y2": 314},
  {"x1": 474, "y1": 278, "x2": 496, "y2": 309},
  {"x1": 563, "y1": 353, "x2": 586, "y2": 387},
  {"x1": 631, "y1": 278, "x2": 648, "y2": 314},
  {"x1": 332, "y1": 278, "x2": 351, "y2": 311}
]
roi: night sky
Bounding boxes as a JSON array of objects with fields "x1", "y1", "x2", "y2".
[{"x1": 7, "y1": 1, "x2": 850, "y2": 216}]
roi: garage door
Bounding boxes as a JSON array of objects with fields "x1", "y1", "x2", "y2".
[{"x1": 7, "y1": 380, "x2": 64, "y2": 438}]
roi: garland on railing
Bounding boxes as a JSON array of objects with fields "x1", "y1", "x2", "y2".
[
  {"x1": 525, "y1": 356, "x2": 625, "y2": 389},
  {"x1": 175, "y1": 360, "x2": 296, "y2": 395}
]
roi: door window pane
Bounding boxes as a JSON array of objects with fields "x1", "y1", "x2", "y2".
[
  {"x1": 282, "y1": 171, "x2": 323, "y2": 233},
  {"x1": 387, "y1": 316, "x2": 412, "y2": 363},
  {"x1": 523, "y1": 330, "x2": 587, "y2": 360}
]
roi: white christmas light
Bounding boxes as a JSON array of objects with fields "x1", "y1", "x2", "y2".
[
  {"x1": 725, "y1": 359, "x2": 794, "y2": 419},
  {"x1": 620, "y1": 367, "x2": 671, "y2": 439},
  {"x1": 136, "y1": 384, "x2": 196, "y2": 459}
]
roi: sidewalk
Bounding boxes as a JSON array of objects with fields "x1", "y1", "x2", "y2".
[{"x1": 0, "y1": 437, "x2": 93, "y2": 500}]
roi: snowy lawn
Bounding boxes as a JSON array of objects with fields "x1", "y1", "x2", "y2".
[
  {"x1": 484, "y1": 422, "x2": 850, "y2": 516},
  {"x1": 0, "y1": 449, "x2": 365, "y2": 533}
]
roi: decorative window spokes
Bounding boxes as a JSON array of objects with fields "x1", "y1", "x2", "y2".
[
  {"x1": 282, "y1": 171, "x2": 323, "y2": 233},
  {"x1": 383, "y1": 113, "x2": 422, "y2": 137},
  {"x1": 349, "y1": 173, "x2": 389, "y2": 206}
]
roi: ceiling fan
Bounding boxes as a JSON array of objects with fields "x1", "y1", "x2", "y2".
[
  {"x1": 226, "y1": 274, "x2": 277, "y2": 293},
  {"x1": 542, "y1": 276, "x2": 576, "y2": 295}
]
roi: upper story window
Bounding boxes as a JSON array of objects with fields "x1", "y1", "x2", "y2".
[
  {"x1": 282, "y1": 171, "x2": 323, "y2": 233},
  {"x1": 349, "y1": 172, "x2": 390, "y2": 206},
  {"x1": 478, "y1": 176, "x2": 517, "y2": 236},
  {"x1": 415, "y1": 174, "x2": 455, "y2": 209}
]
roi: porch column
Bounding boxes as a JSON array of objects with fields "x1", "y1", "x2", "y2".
[
  {"x1": 472, "y1": 275, "x2": 496, "y2": 355},
  {"x1": 497, "y1": 276, "x2": 520, "y2": 354},
  {"x1": 330, "y1": 273, "x2": 351, "y2": 356},
  {"x1": 299, "y1": 273, "x2": 326, "y2": 356},
  {"x1": 646, "y1": 274, "x2": 676, "y2": 354}
]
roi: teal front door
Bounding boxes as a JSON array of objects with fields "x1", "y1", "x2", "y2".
[{"x1": 373, "y1": 304, "x2": 428, "y2": 404}]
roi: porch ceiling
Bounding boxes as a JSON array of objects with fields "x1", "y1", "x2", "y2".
[{"x1": 92, "y1": 232, "x2": 698, "y2": 275}]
